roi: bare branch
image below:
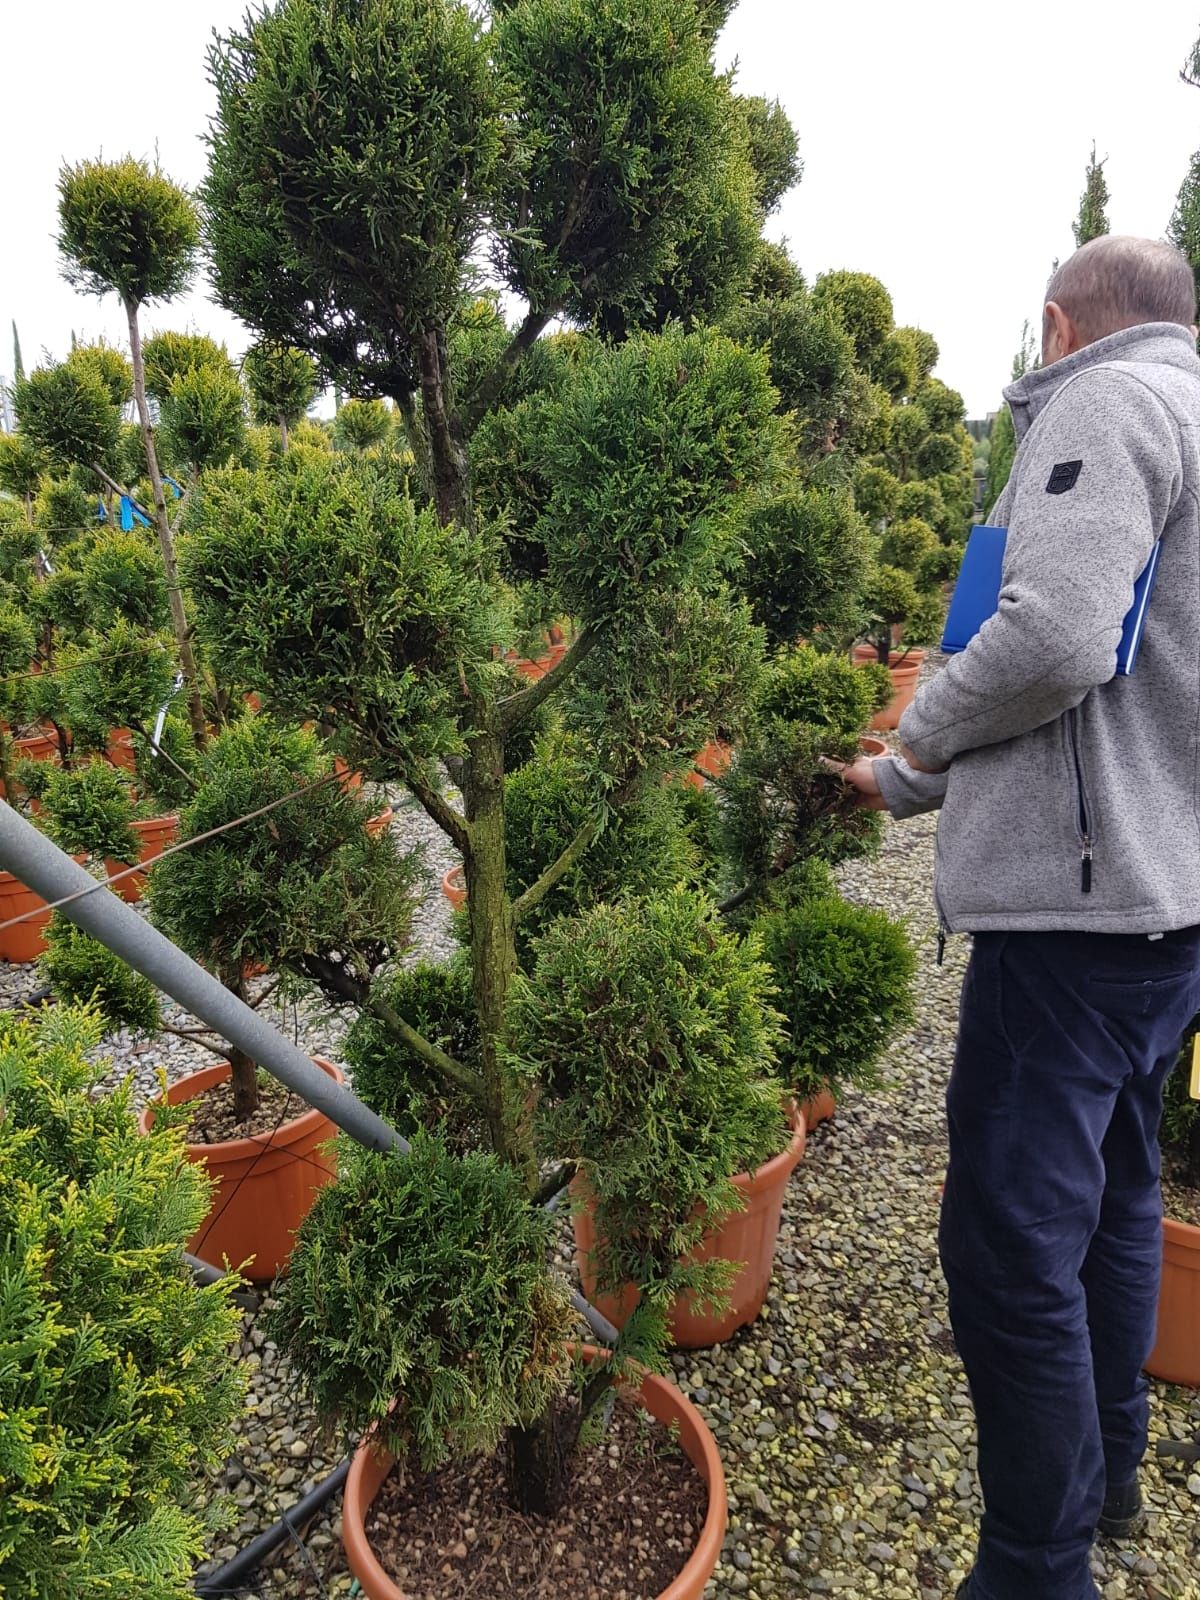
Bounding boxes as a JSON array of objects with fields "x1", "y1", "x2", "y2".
[
  {"x1": 405, "y1": 768, "x2": 471, "y2": 855},
  {"x1": 512, "y1": 816, "x2": 599, "y2": 925},
  {"x1": 463, "y1": 307, "x2": 559, "y2": 436},
  {"x1": 498, "y1": 626, "x2": 599, "y2": 735}
]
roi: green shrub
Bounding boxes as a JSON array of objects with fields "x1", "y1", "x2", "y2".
[
  {"x1": 269, "y1": 1132, "x2": 574, "y2": 1468},
  {"x1": 345, "y1": 961, "x2": 480, "y2": 1140},
  {"x1": 39, "y1": 759, "x2": 139, "y2": 862},
  {"x1": 0, "y1": 1006, "x2": 243, "y2": 1599},
  {"x1": 742, "y1": 486, "x2": 870, "y2": 648},
  {"x1": 1162, "y1": 1024, "x2": 1200, "y2": 1190},
  {"x1": 40, "y1": 917, "x2": 161, "y2": 1034},
  {"x1": 757, "y1": 894, "x2": 915, "y2": 1099},
  {"x1": 76, "y1": 528, "x2": 169, "y2": 631},
  {"x1": 142, "y1": 331, "x2": 234, "y2": 402},
  {"x1": 879, "y1": 516, "x2": 939, "y2": 577},
  {"x1": 509, "y1": 889, "x2": 786, "y2": 1301}
]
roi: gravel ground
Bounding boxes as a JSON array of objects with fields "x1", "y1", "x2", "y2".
[{"x1": 3, "y1": 756, "x2": 1198, "y2": 1600}]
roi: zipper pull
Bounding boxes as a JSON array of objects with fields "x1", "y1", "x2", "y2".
[
  {"x1": 1081, "y1": 838, "x2": 1093, "y2": 894},
  {"x1": 937, "y1": 922, "x2": 947, "y2": 967}
]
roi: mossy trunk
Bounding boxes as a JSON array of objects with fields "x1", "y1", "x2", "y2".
[
  {"x1": 506, "y1": 1398, "x2": 579, "y2": 1516},
  {"x1": 124, "y1": 297, "x2": 208, "y2": 753},
  {"x1": 227, "y1": 976, "x2": 259, "y2": 1121}
]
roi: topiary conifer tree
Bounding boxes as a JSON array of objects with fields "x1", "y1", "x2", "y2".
[{"x1": 1073, "y1": 143, "x2": 1111, "y2": 248}]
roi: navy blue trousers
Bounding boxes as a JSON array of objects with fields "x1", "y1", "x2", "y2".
[{"x1": 940, "y1": 926, "x2": 1200, "y2": 1600}]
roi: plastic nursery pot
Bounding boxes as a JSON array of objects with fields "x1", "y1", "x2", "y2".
[
  {"x1": 104, "y1": 813, "x2": 180, "y2": 904},
  {"x1": 574, "y1": 1104, "x2": 808, "y2": 1350},
  {"x1": 858, "y1": 736, "x2": 889, "y2": 760},
  {"x1": 852, "y1": 646, "x2": 926, "y2": 733},
  {"x1": 106, "y1": 727, "x2": 138, "y2": 771},
  {"x1": 365, "y1": 807, "x2": 394, "y2": 841},
  {"x1": 0, "y1": 856, "x2": 86, "y2": 963},
  {"x1": 797, "y1": 1086, "x2": 837, "y2": 1130},
  {"x1": 137, "y1": 1056, "x2": 344, "y2": 1284},
  {"x1": 441, "y1": 865, "x2": 467, "y2": 910},
  {"x1": 341, "y1": 1343, "x2": 728, "y2": 1600},
  {"x1": 1145, "y1": 1216, "x2": 1200, "y2": 1387},
  {"x1": 692, "y1": 739, "x2": 733, "y2": 783}
]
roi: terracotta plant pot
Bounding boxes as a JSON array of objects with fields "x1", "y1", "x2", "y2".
[
  {"x1": 365, "y1": 807, "x2": 394, "y2": 841},
  {"x1": 858, "y1": 736, "x2": 889, "y2": 760},
  {"x1": 13, "y1": 727, "x2": 62, "y2": 764},
  {"x1": 692, "y1": 739, "x2": 733, "y2": 783},
  {"x1": 798, "y1": 1086, "x2": 837, "y2": 1130},
  {"x1": 106, "y1": 727, "x2": 137, "y2": 771},
  {"x1": 105, "y1": 813, "x2": 180, "y2": 904},
  {"x1": 137, "y1": 1056, "x2": 344, "y2": 1283},
  {"x1": 853, "y1": 646, "x2": 926, "y2": 731},
  {"x1": 1145, "y1": 1216, "x2": 1200, "y2": 1387},
  {"x1": 574, "y1": 1105, "x2": 807, "y2": 1349},
  {"x1": 333, "y1": 756, "x2": 364, "y2": 794},
  {"x1": 441, "y1": 864, "x2": 467, "y2": 909},
  {"x1": 0, "y1": 859, "x2": 83, "y2": 963},
  {"x1": 341, "y1": 1344, "x2": 727, "y2": 1600}
]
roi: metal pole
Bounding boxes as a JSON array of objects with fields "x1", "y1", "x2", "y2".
[{"x1": 0, "y1": 802, "x2": 409, "y2": 1155}]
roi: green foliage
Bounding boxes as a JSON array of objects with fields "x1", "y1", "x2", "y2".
[
  {"x1": 756, "y1": 892, "x2": 915, "y2": 1098},
  {"x1": 1073, "y1": 144, "x2": 1110, "y2": 248},
  {"x1": 723, "y1": 291, "x2": 858, "y2": 456},
  {"x1": 270, "y1": 1132, "x2": 574, "y2": 1467},
  {"x1": 149, "y1": 718, "x2": 416, "y2": 990},
  {"x1": 0, "y1": 432, "x2": 45, "y2": 501},
  {"x1": 537, "y1": 326, "x2": 785, "y2": 622},
  {"x1": 722, "y1": 646, "x2": 889, "y2": 896},
  {"x1": 494, "y1": 0, "x2": 734, "y2": 321},
  {"x1": 76, "y1": 528, "x2": 169, "y2": 631},
  {"x1": 503, "y1": 748, "x2": 698, "y2": 946},
  {"x1": 1162, "y1": 1024, "x2": 1200, "y2": 1188},
  {"x1": 879, "y1": 516, "x2": 939, "y2": 576},
  {"x1": 0, "y1": 1006, "x2": 243, "y2": 1599},
  {"x1": 741, "y1": 486, "x2": 871, "y2": 648},
  {"x1": 32, "y1": 472, "x2": 97, "y2": 549},
  {"x1": 65, "y1": 342, "x2": 133, "y2": 409},
  {"x1": 39, "y1": 759, "x2": 138, "y2": 862},
  {"x1": 159, "y1": 363, "x2": 246, "y2": 472},
  {"x1": 854, "y1": 464, "x2": 900, "y2": 524},
  {"x1": 344, "y1": 961, "x2": 480, "y2": 1139},
  {"x1": 241, "y1": 341, "x2": 319, "y2": 430},
  {"x1": 41, "y1": 918, "x2": 162, "y2": 1035},
  {"x1": 894, "y1": 480, "x2": 945, "y2": 528},
  {"x1": 59, "y1": 621, "x2": 177, "y2": 750},
  {"x1": 984, "y1": 405, "x2": 1017, "y2": 517},
  {"x1": 739, "y1": 95, "x2": 802, "y2": 215},
  {"x1": 182, "y1": 453, "x2": 502, "y2": 771},
  {"x1": 205, "y1": 0, "x2": 508, "y2": 394},
  {"x1": 810, "y1": 270, "x2": 895, "y2": 368},
  {"x1": 142, "y1": 331, "x2": 235, "y2": 402},
  {"x1": 873, "y1": 331, "x2": 918, "y2": 400},
  {"x1": 914, "y1": 431, "x2": 963, "y2": 478},
  {"x1": 57, "y1": 156, "x2": 199, "y2": 308},
  {"x1": 510, "y1": 889, "x2": 786, "y2": 1298},
  {"x1": 895, "y1": 326, "x2": 939, "y2": 382},
  {"x1": 334, "y1": 399, "x2": 391, "y2": 451},
  {"x1": 913, "y1": 377, "x2": 965, "y2": 434},
  {"x1": 1168, "y1": 149, "x2": 1200, "y2": 305},
  {"x1": 15, "y1": 362, "x2": 121, "y2": 475},
  {"x1": 746, "y1": 239, "x2": 805, "y2": 302}
]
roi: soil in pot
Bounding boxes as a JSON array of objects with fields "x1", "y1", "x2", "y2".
[
  {"x1": 343, "y1": 1347, "x2": 726, "y2": 1600},
  {"x1": 574, "y1": 1105, "x2": 807, "y2": 1349},
  {"x1": 138, "y1": 1056, "x2": 343, "y2": 1283}
]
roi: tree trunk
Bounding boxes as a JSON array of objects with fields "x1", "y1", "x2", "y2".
[
  {"x1": 506, "y1": 1399, "x2": 579, "y2": 1516},
  {"x1": 418, "y1": 330, "x2": 471, "y2": 527},
  {"x1": 227, "y1": 975, "x2": 260, "y2": 1120},
  {"x1": 279, "y1": 414, "x2": 289, "y2": 453},
  {"x1": 124, "y1": 297, "x2": 208, "y2": 752}
]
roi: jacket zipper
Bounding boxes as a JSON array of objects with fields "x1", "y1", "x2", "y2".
[{"x1": 1067, "y1": 709, "x2": 1094, "y2": 894}]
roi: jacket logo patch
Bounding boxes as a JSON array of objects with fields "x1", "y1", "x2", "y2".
[{"x1": 1047, "y1": 460, "x2": 1083, "y2": 494}]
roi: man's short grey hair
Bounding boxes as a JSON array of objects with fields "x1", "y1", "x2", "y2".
[{"x1": 1046, "y1": 236, "x2": 1197, "y2": 343}]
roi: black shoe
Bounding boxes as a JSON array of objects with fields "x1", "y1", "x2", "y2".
[
  {"x1": 955, "y1": 1578, "x2": 974, "y2": 1599},
  {"x1": 1097, "y1": 1479, "x2": 1143, "y2": 1540}
]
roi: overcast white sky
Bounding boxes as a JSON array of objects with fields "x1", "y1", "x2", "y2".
[{"x1": 2, "y1": 0, "x2": 1198, "y2": 418}]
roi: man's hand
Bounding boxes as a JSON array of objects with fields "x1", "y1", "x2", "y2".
[
  {"x1": 823, "y1": 755, "x2": 888, "y2": 810},
  {"x1": 900, "y1": 744, "x2": 948, "y2": 775}
]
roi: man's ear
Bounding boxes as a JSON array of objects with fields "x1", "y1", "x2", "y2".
[{"x1": 1043, "y1": 301, "x2": 1079, "y2": 361}]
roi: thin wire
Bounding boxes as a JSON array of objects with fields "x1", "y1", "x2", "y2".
[
  {"x1": 0, "y1": 640, "x2": 165, "y2": 691},
  {"x1": 0, "y1": 771, "x2": 340, "y2": 932}
]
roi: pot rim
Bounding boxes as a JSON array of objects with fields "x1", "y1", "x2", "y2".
[
  {"x1": 1162, "y1": 1214, "x2": 1200, "y2": 1248},
  {"x1": 0, "y1": 853, "x2": 87, "y2": 892},
  {"x1": 730, "y1": 1101, "x2": 807, "y2": 1197},
  {"x1": 137, "y1": 1055, "x2": 345, "y2": 1160},
  {"x1": 341, "y1": 1342, "x2": 727, "y2": 1600}
]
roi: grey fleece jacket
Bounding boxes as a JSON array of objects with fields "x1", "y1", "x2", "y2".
[{"x1": 875, "y1": 322, "x2": 1200, "y2": 934}]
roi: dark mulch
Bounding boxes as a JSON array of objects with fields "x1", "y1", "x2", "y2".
[
  {"x1": 363, "y1": 1404, "x2": 708, "y2": 1600},
  {"x1": 184, "y1": 1075, "x2": 304, "y2": 1143},
  {"x1": 1162, "y1": 1157, "x2": 1200, "y2": 1230}
]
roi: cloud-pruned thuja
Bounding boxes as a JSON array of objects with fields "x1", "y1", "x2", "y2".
[
  {"x1": 0, "y1": 1006, "x2": 243, "y2": 1600},
  {"x1": 241, "y1": 340, "x2": 319, "y2": 450},
  {"x1": 741, "y1": 486, "x2": 871, "y2": 649},
  {"x1": 142, "y1": 330, "x2": 235, "y2": 402},
  {"x1": 14, "y1": 360, "x2": 122, "y2": 477}
]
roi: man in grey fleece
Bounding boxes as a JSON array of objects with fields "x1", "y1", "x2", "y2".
[{"x1": 840, "y1": 235, "x2": 1200, "y2": 1600}]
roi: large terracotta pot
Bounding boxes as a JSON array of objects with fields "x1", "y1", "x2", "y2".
[
  {"x1": 441, "y1": 865, "x2": 466, "y2": 909},
  {"x1": 692, "y1": 739, "x2": 733, "y2": 783},
  {"x1": 341, "y1": 1345, "x2": 727, "y2": 1600},
  {"x1": 798, "y1": 1086, "x2": 837, "y2": 1130},
  {"x1": 574, "y1": 1106, "x2": 807, "y2": 1349},
  {"x1": 365, "y1": 807, "x2": 394, "y2": 841},
  {"x1": 138, "y1": 1056, "x2": 344, "y2": 1283},
  {"x1": 1145, "y1": 1216, "x2": 1200, "y2": 1387},
  {"x1": 105, "y1": 813, "x2": 180, "y2": 904},
  {"x1": 106, "y1": 727, "x2": 137, "y2": 771},
  {"x1": 0, "y1": 859, "x2": 83, "y2": 963},
  {"x1": 852, "y1": 646, "x2": 926, "y2": 732}
]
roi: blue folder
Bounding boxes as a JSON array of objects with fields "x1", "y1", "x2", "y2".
[{"x1": 941, "y1": 525, "x2": 1161, "y2": 678}]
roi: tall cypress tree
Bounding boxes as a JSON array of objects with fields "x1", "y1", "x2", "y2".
[
  {"x1": 11, "y1": 321, "x2": 23, "y2": 381},
  {"x1": 1168, "y1": 152, "x2": 1200, "y2": 304},
  {"x1": 1073, "y1": 144, "x2": 1110, "y2": 247}
]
